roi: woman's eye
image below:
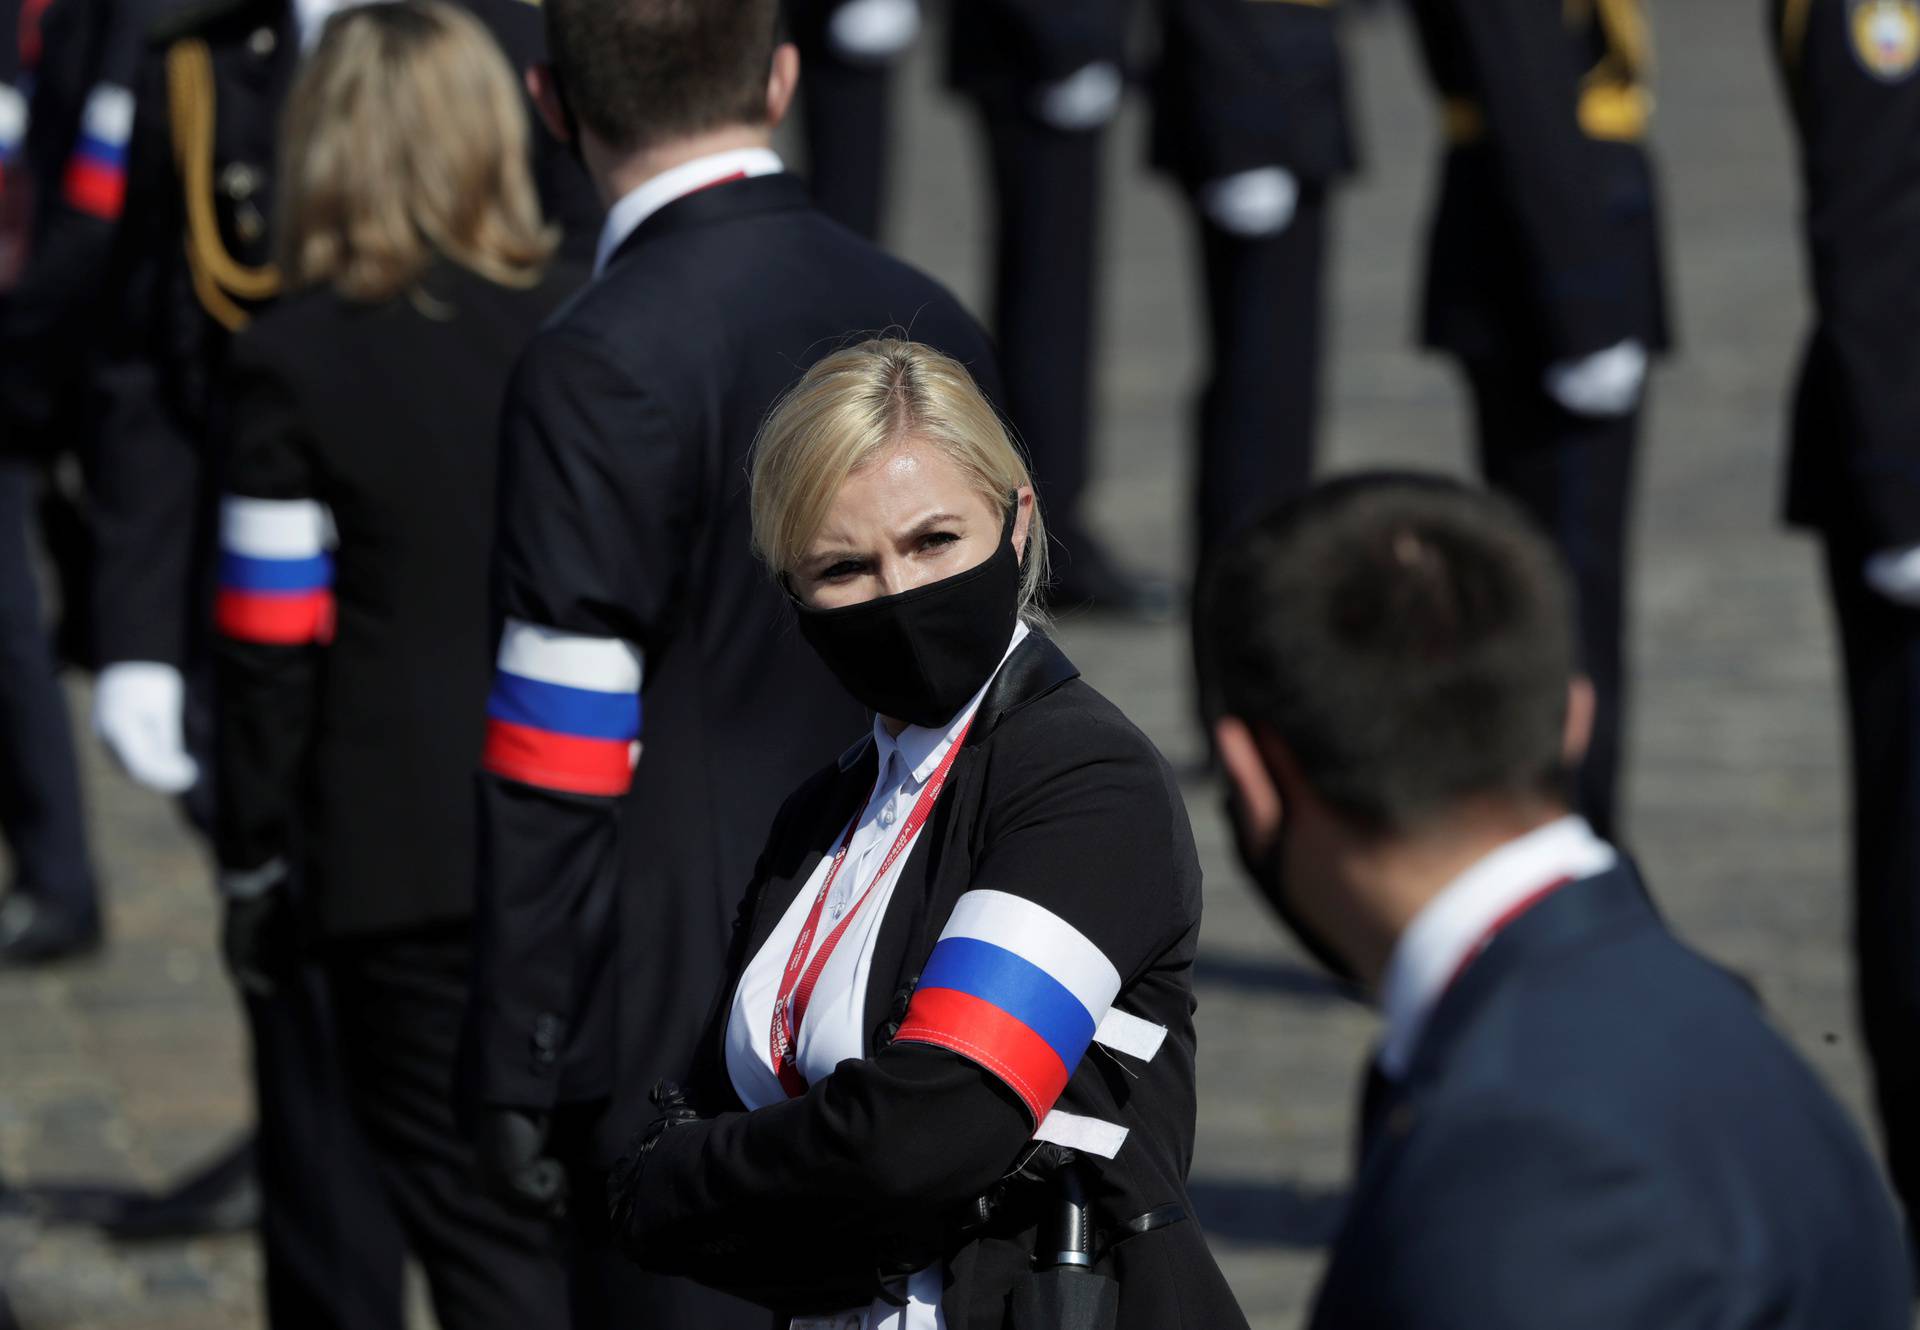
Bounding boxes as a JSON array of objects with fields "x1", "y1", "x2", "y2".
[
  {"x1": 818, "y1": 560, "x2": 865, "y2": 581},
  {"x1": 918, "y1": 531, "x2": 959, "y2": 552}
]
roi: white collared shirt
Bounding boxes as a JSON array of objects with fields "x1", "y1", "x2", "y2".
[
  {"x1": 591, "y1": 146, "x2": 784, "y2": 277},
  {"x1": 1376, "y1": 815, "x2": 1618, "y2": 1080},
  {"x1": 726, "y1": 621, "x2": 1030, "y2": 1330}
]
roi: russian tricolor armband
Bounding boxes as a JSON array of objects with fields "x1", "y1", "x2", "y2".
[
  {"x1": 214, "y1": 497, "x2": 336, "y2": 645},
  {"x1": 481, "y1": 618, "x2": 642, "y2": 797},
  {"x1": 62, "y1": 83, "x2": 131, "y2": 220},
  {"x1": 893, "y1": 889, "x2": 1122, "y2": 1122}
]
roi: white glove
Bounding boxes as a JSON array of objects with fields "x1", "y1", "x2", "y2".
[
  {"x1": 1199, "y1": 166, "x2": 1298, "y2": 239},
  {"x1": 826, "y1": 0, "x2": 920, "y2": 62},
  {"x1": 1865, "y1": 545, "x2": 1920, "y2": 607},
  {"x1": 1544, "y1": 338, "x2": 1648, "y2": 418},
  {"x1": 1033, "y1": 61, "x2": 1124, "y2": 132},
  {"x1": 93, "y1": 661, "x2": 200, "y2": 794}
]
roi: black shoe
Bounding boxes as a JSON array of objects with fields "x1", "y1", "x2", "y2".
[
  {"x1": 1044, "y1": 530, "x2": 1176, "y2": 621},
  {"x1": 0, "y1": 894, "x2": 102, "y2": 966},
  {"x1": 100, "y1": 1138, "x2": 260, "y2": 1240}
]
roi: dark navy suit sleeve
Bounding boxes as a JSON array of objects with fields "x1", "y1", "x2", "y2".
[
  {"x1": 469, "y1": 325, "x2": 694, "y2": 1110},
  {"x1": 1313, "y1": 1094, "x2": 1724, "y2": 1329}
]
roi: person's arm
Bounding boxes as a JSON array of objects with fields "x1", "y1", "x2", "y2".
[
  {"x1": 615, "y1": 711, "x2": 1186, "y2": 1282},
  {"x1": 467, "y1": 328, "x2": 691, "y2": 1134},
  {"x1": 1436, "y1": 0, "x2": 1648, "y2": 367},
  {"x1": 209, "y1": 333, "x2": 329, "y2": 995},
  {"x1": 85, "y1": 42, "x2": 202, "y2": 790},
  {"x1": 1313, "y1": 1096, "x2": 1722, "y2": 1329}
]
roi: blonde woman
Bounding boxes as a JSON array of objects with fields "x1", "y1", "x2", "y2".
[
  {"x1": 607, "y1": 339, "x2": 1248, "y2": 1329},
  {"x1": 209, "y1": 4, "x2": 576, "y2": 1322}
]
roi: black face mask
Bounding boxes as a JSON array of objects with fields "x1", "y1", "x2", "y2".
[
  {"x1": 1224, "y1": 788, "x2": 1360, "y2": 988},
  {"x1": 793, "y1": 509, "x2": 1020, "y2": 730}
]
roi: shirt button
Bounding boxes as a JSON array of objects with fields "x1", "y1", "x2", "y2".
[{"x1": 878, "y1": 800, "x2": 897, "y2": 828}]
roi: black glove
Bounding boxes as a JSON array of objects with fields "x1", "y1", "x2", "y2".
[
  {"x1": 221, "y1": 876, "x2": 297, "y2": 999},
  {"x1": 607, "y1": 1081, "x2": 703, "y2": 1254},
  {"x1": 474, "y1": 1107, "x2": 568, "y2": 1218}
]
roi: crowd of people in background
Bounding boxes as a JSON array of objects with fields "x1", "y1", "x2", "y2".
[{"x1": 0, "y1": 0, "x2": 1915, "y2": 1327}]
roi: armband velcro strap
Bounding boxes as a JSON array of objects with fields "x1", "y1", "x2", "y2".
[
  {"x1": 894, "y1": 889, "x2": 1121, "y2": 1121},
  {"x1": 482, "y1": 618, "x2": 642, "y2": 796},
  {"x1": 214, "y1": 497, "x2": 335, "y2": 644}
]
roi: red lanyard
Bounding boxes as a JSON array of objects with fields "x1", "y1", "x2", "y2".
[
  {"x1": 768, "y1": 722, "x2": 972, "y2": 1099},
  {"x1": 1441, "y1": 875, "x2": 1572, "y2": 995}
]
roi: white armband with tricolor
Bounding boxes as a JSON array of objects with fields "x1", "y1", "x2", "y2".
[
  {"x1": 893, "y1": 888, "x2": 1122, "y2": 1123},
  {"x1": 481, "y1": 617, "x2": 643, "y2": 797},
  {"x1": 214, "y1": 497, "x2": 336, "y2": 644},
  {"x1": 62, "y1": 83, "x2": 132, "y2": 220}
]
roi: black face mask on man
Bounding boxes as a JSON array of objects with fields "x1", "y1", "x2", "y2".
[
  {"x1": 793, "y1": 507, "x2": 1020, "y2": 730},
  {"x1": 1223, "y1": 775, "x2": 1360, "y2": 989}
]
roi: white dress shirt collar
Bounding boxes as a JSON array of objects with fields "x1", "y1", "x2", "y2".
[
  {"x1": 1376, "y1": 815, "x2": 1618, "y2": 1079},
  {"x1": 591, "y1": 146, "x2": 784, "y2": 276},
  {"x1": 870, "y1": 621, "x2": 1030, "y2": 788}
]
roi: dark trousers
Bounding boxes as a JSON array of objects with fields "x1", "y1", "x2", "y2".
[
  {"x1": 982, "y1": 108, "x2": 1107, "y2": 543},
  {"x1": 552, "y1": 1102, "x2": 768, "y2": 1330},
  {"x1": 1192, "y1": 188, "x2": 1331, "y2": 559},
  {"x1": 244, "y1": 961, "x2": 407, "y2": 1330},
  {"x1": 1823, "y1": 535, "x2": 1920, "y2": 1233},
  {"x1": 798, "y1": 51, "x2": 895, "y2": 241},
  {"x1": 0, "y1": 457, "x2": 95, "y2": 918},
  {"x1": 1465, "y1": 364, "x2": 1639, "y2": 840},
  {"x1": 327, "y1": 924, "x2": 571, "y2": 1330}
]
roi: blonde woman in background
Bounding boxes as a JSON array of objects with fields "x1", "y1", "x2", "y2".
[
  {"x1": 208, "y1": 4, "x2": 578, "y2": 1323},
  {"x1": 607, "y1": 339, "x2": 1248, "y2": 1330}
]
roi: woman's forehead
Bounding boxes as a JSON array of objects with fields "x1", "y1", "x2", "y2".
[{"x1": 823, "y1": 442, "x2": 989, "y2": 530}]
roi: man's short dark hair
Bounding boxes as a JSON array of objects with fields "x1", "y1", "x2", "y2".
[
  {"x1": 1200, "y1": 472, "x2": 1579, "y2": 832},
  {"x1": 545, "y1": 0, "x2": 778, "y2": 154}
]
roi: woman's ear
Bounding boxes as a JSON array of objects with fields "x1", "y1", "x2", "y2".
[{"x1": 1011, "y1": 485, "x2": 1035, "y2": 564}]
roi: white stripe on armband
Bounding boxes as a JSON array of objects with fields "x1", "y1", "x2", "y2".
[
  {"x1": 1034, "y1": 1109, "x2": 1130, "y2": 1160},
  {"x1": 1093, "y1": 1008, "x2": 1167, "y2": 1062},
  {"x1": 220, "y1": 496, "x2": 333, "y2": 558},
  {"x1": 495, "y1": 617, "x2": 643, "y2": 693}
]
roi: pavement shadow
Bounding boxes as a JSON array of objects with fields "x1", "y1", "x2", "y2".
[
  {"x1": 1189, "y1": 1177, "x2": 1350, "y2": 1249},
  {"x1": 1192, "y1": 954, "x2": 1363, "y2": 1006}
]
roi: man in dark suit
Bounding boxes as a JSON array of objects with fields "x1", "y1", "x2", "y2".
[
  {"x1": 463, "y1": 2, "x2": 998, "y2": 1324},
  {"x1": 1201, "y1": 474, "x2": 1913, "y2": 1327},
  {"x1": 1406, "y1": 0, "x2": 1670, "y2": 840},
  {"x1": 1773, "y1": 0, "x2": 1920, "y2": 1252}
]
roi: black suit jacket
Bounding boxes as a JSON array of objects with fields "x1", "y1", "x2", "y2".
[
  {"x1": 87, "y1": 0, "x2": 596, "y2": 668},
  {"x1": 213, "y1": 258, "x2": 578, "y2": 938},
  {"x1": 1774, "y1": 0, "x2": 1920, "y2": 546},
  {"x1": 469, "y1": 173, "x2": 1001, "y2": 1137},
  {"x1": 1311, "y1": 866, "x2": 1913, "y2": 1328},
  {"x1": 1409, "y1": 0, "x2": 1670, "y2": 366},
  {"x1": 616, "y1": 633, "x2": 1248, "y2": 1328}
]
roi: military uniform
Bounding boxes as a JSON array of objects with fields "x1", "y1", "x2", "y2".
[
  {"x1": 93, "y1": 0, "x2": 596, "y2": 1321},
  {"x1": 786, "y1": 0, "x2": 920, "y2": 239},
  {"x1": 1772, "y1": 0, "x2": 1920, "y2": 1247},
  {"x1": 1407, "y1": 0, "x2": 1671, "y2": 839}
]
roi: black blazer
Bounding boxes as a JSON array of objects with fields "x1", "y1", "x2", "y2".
[
  {"x1": 1408, "y1": 0, "x2": 1670, "y2": 366},
  {"x1": 469, "y1": 172, "x2": 1001, "y2": 1137},
  {"x1": 614, "y1": 634, "x2": 1249, "y2": 1330},
  {"x1": 213, "y1": 258, "x2": 578, "y2": 937},
  {"x1": 1774, "y1": 0, "x2": 1920, "y2": 546},
  {"x1": 1311, "y1": 865, "x2": 1913, "y2": 1328}
]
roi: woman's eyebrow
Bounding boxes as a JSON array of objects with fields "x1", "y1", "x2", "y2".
[{"x1": 897, "y1": 512, "x2": 967, "y2": 542}]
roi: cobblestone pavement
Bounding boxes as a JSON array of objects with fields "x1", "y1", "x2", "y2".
[{"x1": 0, "y1": 4, "x2": 1879, "y2": 1327}]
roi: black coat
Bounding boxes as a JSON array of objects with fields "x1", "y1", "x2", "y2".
[
  {"x1": 947, "y1": 0, "x2": 1131, "y2": 110},
  {"x1": 212, "y1": 258, "x2": 577, "y2": 938},
  {"x1": 1408, "y1": 0, "x2": 1671, "y2": 366},
  {"x1": 1150, "y1": 0, "x2": 1359, "y2": 189},
  {"x1": 615, "y1": 633, "x2": 1249, "y2": 1330},
  {"x1": 468, "y1": 173, "x2": 1001, "y2": 1151},
  {"x1": 1775, "y1": 0, "x2": 1920, "y2": 546},
  {"x1": 1310, "y1": 866, "x2": 1913, "y2": 1328},
  {"x1": 88, "y1": 0, "x2": 596, "y2": 668}
]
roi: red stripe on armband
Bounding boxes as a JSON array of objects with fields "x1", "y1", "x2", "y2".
[
  {"x1": 893, "y1": 985, "x2": 1071, "y2": 1122},
  {"x1": 214, "y1": 589, "x2": 335, "y2": 645},
  {"x1": 62, "y1": 158, "x2": 124, "y2": 219},
  {"x1": 481, "y1": 718, "x2": 634, "y2": 797}
]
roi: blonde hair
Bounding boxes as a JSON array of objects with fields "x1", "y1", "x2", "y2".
[
  {"x1": 275, "y1": 0, "x2": 557, "y2": 304},
  {"x1": 751, "y1": 338, "x2": 1050, "y2": 620}
]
